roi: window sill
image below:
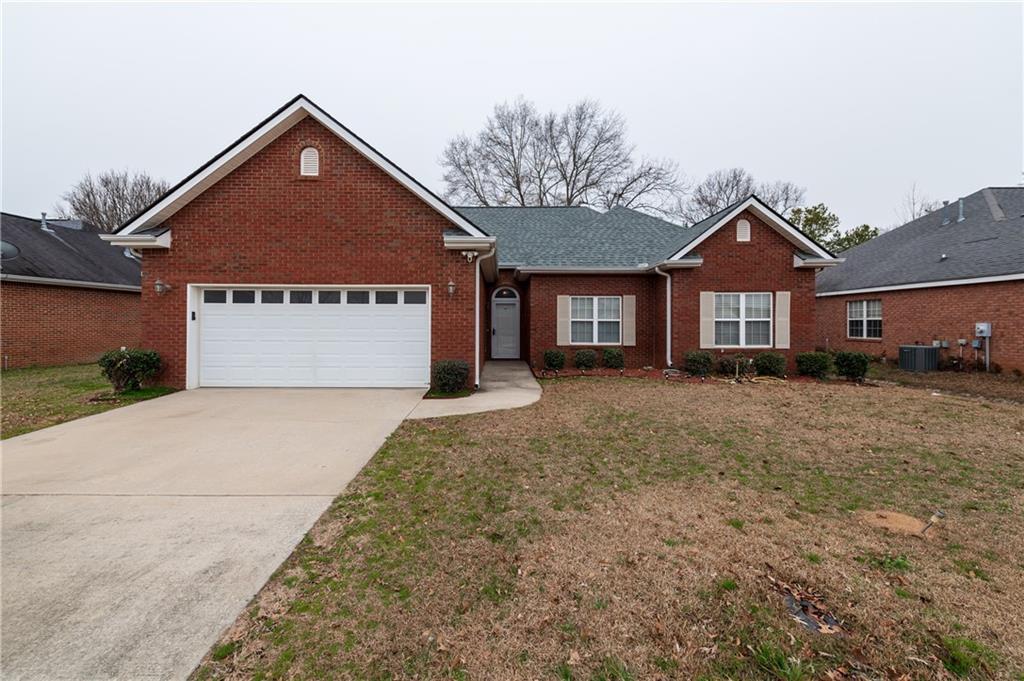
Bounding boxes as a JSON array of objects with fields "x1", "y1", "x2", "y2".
[
  {"x1": 845, "y1": 337, "x2": 883, "y2": 342},
  {"x1": 711, "y1": 345, "x2": 773, "y2": 350},
  {"x1": 568, "y1": 342, "x2": 622, "y2": 347}
]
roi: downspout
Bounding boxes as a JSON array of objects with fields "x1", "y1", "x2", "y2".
[
  {"x1": 475, "y1": 244, "x2": 497, "y2": 388},
  {"x1": 654, "y1": 265, "x2": 672, "y2": 368}
]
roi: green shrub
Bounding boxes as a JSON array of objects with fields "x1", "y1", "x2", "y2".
[
  {"x1": 796, "y1": 351, "x2": 832, "y2": 379},
  {"x1": 431, "y1": 359, "x2": 470, "y2": 393},
  {"x1": 834, "y1": 351, "x2": 870, "y2": 381},
  {"x1": 543, "y1": 349, "x2": 566, "y2": 371},
  {"x1": 753, "y1": 351, "x2": 786, "y2": 377},
  {"x1": 683, "y1": 351, "x2": 713, "y2": 377},
  {"x1": 602, "y1": 347, "x2": 624, "y2": 369},
  {"x1": 717, "y1": 353, "x2": 749, "y2": 377},
  {"x1": 98, "y1": 348, "x2": 161, "y2": 392},
  {"x1": 574, "y1": 349, "x2": 597, "y2": 370}
]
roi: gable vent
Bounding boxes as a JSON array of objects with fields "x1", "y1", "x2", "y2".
[
  {"x1": 736, "y1": 219, "x2": 751, "y2": 242},
  {"x1": 300, "y1": 147, "x2": 320, "y2": 176}
]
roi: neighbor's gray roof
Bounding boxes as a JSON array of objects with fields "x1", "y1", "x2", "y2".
[
  {"x1": 816, "y1": 187, "x2": 1024, "y2": 293},
  {"x1": 454, "y1": 205, "x2": 720, "y2": 268},
  {"x1": 1, "y1": 212, "x2": 142, "y2": 287}
]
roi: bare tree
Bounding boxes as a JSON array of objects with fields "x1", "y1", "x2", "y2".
[
  {"x1": 677, "y1": 168, "x2": 805, "y2": 224},
  {"x1": 895, "y1": 182, "x2": 940, "y2": 224},
  {"x1": 56, "y1": 170, "x2": 169, "y2": 232},
  {"x1": 441, "y1": 98, "x2": 684, "y2": 216}
]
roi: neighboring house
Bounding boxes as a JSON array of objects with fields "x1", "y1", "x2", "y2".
[
  {"x1": 103, "y1": 95, "x2": 841, "y2": 389},
  {"x1": 816, "y1": 187, "x2": 1024, "y2": 372},
  {"x1": 1, "y1": 212, "x2": 142, "y2": 369}
]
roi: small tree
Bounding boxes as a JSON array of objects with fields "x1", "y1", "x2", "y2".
[
  {"x1": 56, "y1": 170, "x2": 169, "y2": 233},
  {"x1": 788, "y1": 203, "x2": 878, "y2": 253}
]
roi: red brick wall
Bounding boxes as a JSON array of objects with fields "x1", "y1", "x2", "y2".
[
  {"x1": 1, "y1": 282, "x2": 141, "y2": 369},
  {"x1": 816, "y1": 280, "x2": 1024, "y2": 372},
  {"x1": 139, "y1": 116, "x2": 477, "y2": 388},
  {"x1": 527, "y1": 274, "x2": 659, "y2": 368},
  {"x1": 671, "y1": 210, "x2": 818, "y2": 368}
]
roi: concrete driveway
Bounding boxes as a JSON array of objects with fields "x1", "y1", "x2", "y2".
[{"x1": 1, "y1": 388, "x2": 422, "y2": 680}]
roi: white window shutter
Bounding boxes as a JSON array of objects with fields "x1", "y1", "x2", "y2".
[
  {"x1": 775, "y1": 291, "x2": 791, "y2": 349},
  {"x1": 699, "y1": 292, "x2": 715, "y2": 348},
  {"x1": 622, "y1": 295, "x2": 636, "y2": 346},
  {"x1": 300, "y1": 147, "x2": 320, "y2": 176},
  {"x1": 556, "y1": 296, "x2": 570, "y2": 345}
]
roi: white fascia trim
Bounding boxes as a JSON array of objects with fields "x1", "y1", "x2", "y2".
[
  {"x1": 119, "y1": 97, "x2": 488, "y2": 239},
  {"x1": 816, "y1": 272, "x2": 1024, "y2": 297},
  {"x1": 653, "y1": 258, "x2": 703, "y2": 269},
  {"x1": 669, "y1": 197, "x2": 834, "y2": 261},
  {"x1": 443, "y1": 235, "x2": 497, "y2": 250},
  {"x1": 100, "y1": 231, "x2": 172, "y2": 249},
  {"x1": 1, "y1": 273, "x2": 141, "y2": 292},
  {"x1": 795, "y1": 255, "x2": 844, "y2": 268},
  {"x1": 516, "y1": 266, "x2": 654, "y2": 274}
]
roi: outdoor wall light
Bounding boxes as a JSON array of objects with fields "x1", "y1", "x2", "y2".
[
  {"x1": 447, "y1": 280, "x2": 456, "y2": 297},
  {"x1": 154, "y1": 279, "x2": 172, "y2": 295}
]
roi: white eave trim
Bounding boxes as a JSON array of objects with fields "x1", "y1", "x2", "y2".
[
  {"x1": 795, "y1": 255, "x2": 844, "y2": 268},
  {"x1": 0, "y1": 273, "x2": 141, "y2": 292},
  {"x1": 443, "y1": 235, "x2": 496, "y2": 250},
  {"x1": 816, "y1": 272, "x2": 1024, "y2": 297},
  {"x1": 515, "y1": 258, "x2": 703, "y2": 275},
  {"x1": 100, "y1": 231, "x2": 172, "y2": 249},
  {"x1": 117, "y1": 96, "x2": 488, "y2": 239},
  {"x1": 669, "y1": 196, "x2": 835, "y2": 261}
]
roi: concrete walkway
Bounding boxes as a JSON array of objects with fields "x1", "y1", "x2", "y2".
[
  {"x1": 1, "y1": 388, "x2": 422, "y2": 680},
  {"x1": 409, "y1": 360, "x2": 541, "y2": 419}
]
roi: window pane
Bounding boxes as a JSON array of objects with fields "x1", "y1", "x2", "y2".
[
  {"x1": 866, "y1": 319, "x2": 883, "y2": 338},
  {"x1": 347, "y1": 290, "x2": 369, "y2": 304},
  {"x1": 494, "y1": 288, "x2": 517, "y2": 299},
  {"x1": 745, "y1": 293, "x2": 771, "y2": 319},
  {"x1": 571, "y1": 297, "x2": 593, "y2": 320},
  {"x1": 375, "y1": 291, "x2": 398, "y2": 304},
  {"x1": 261, "y1": 290, "x2": 284, "y2": 304},
  {"x1": 231, "y1": 290, "x2": 255, "y2": 304},
  {"x1": 745, "y1": 320, "x2": 770, "y2": 345},
  {"x1": 597, "y1": 321, "x2": 620, "y2": 343},
  {"x1": 597, "y1": 297, "x2": 620, "y2": 320},
  {"x1": 715, "y1": 320, "x2": 740, "y2": 345},
  {"x1": 847, "y1": 300, "x2": 864, "y2": 319},
  {"x1": 571, "y1": 321, "x2": 593, "y2": 343},
  {"x1": 290, "y1": 290, "x2": 313, "y2": 304},
  {"x1": 848, "y1": 320, "x2": 864, "y2": 337},
  {"x1": 318, "y1": 290, "x2": 341, "y2": 304},
  {"x1": 404, "y1": 290, "x2": 426, "y2": 304},
  {"x1": 715, "y1": 294, "x2": 740, "y2": 319},
  {"x1": 866, "y1": 299, "x2": 882, "y2": 318},
  {"x1": 203, "y1": 290, "x2": 226, "y2": 303}
]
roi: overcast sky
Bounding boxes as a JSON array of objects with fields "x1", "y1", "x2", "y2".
[{"x1": 2, "y1": 2, "x2": 1021, "y2": 230}]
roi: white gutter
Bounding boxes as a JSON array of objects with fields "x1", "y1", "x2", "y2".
[
  {"x1": 0, "y1": 273, "x2": 141, "y2": 292},
  {"x1": 654, "y1": 266, "x2": 672, "y2": 367},
  {"x1": 794, "y1": 254, "x2": 844, "y2": 268},
  {"x1": 100, "y1": 231, "x2": 172, "y2": 249},
  {"x1": 514, "y1": 259, "x2": 703, "y2": 276},
  {"x1": 474, "y1": 244, "x2": 497, "y2": 388},
  {"x1": 816, "y1": 272, "x2": 1024, "y2": 297}
]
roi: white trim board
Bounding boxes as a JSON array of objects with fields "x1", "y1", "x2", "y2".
[
  {"x1": 815, "y1": 273, "x2": 1024, "y2": 297},
  {"x1": 118, "y1": 95, "x2": 488, "y2": 239},
  {"x1": 669, "y1": 196, "x2": 834, "y2": 261},
  {"x1": 0, "y1": 273, "x2": 141, "y2": 292}
]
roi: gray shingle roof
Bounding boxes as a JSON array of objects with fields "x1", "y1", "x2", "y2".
[
  {"x1": 816, "y1": 187, "x2": 1024, "y2": 293},
  {"x1": 454, "y1": 205, "x2": 718, "y2": 268},
  {"x1": 1, "y1": 213, "x2": 142, "y2": 287}
]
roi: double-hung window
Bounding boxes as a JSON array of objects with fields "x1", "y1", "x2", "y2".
[
  {"x1": 714, "y1": 293, "x2": 772, "y2": 347},
  {"x1": 847, "y1": 299, "x2": 882, "y2": 338},
  {"x1": 570, "y1": 296, "x2": 621, "y2": 344}
]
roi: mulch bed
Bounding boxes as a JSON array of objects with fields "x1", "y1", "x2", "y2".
[{"x1": 532, "y1": 366, "x2": 819, "y2": 384}]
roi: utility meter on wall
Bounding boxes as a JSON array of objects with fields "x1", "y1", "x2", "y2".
[{"x1": 975, "y1": 322, "x2": 992, "y2": 337}]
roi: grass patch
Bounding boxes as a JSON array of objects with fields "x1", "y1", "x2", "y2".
[
  {"x1": 726, "y1": 518, "x2": 745, "y2": 531},
  {"x1": 753, "y1": 643, "x2": 811, "y2": 681},
  {"x1": 803, "y1": 552, "x2": 822, "y2": 564},
  {"x1": 858, "y1": 552, "x2": 911, "y2": 572},
  {"x1": 211, "y1": 642, "x2": 238, "y2": 661},
  {"x1": 717, "y1": 578, "x2": 739, "y2": 592},
  {"x1": 952, "y1": 559, "x2": 992, "y2": 582},
  {"x1": 941, "y1": 636, "x2": 998, "y2": 677}
]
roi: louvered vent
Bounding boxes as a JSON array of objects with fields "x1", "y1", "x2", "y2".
[
  {"x1": 736, "y1": 219, "x2": 751, "y2": 242},
  {"x1": 300, "y1": 147, "x2": 320, "y2": 176}
]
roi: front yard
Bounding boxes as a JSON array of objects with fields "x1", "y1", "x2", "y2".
[
  {"x1": 1, "y1": 364, "x2": 173, "y2": 439},
  {"x1": 194, "y1": 377, "x2": 1023, "y2": 680}
]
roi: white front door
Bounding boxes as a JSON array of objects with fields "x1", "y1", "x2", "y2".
[
  {"x1": 198, "y1": 287, "x2": 430, "y2": 387},
  {"x1": 491, "y1": 291, "x2": 520, "y2": 359}
]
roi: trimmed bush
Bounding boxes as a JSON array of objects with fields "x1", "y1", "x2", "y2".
[
  {"x1": 574, "y1": 349, "x2": 597, "y2": 370},
  {"x1": 683, "y1": 351, "x2": 713, "y2": 377},
  {"x1": 543, "y1": 349, "x2": 566, "y2": 371},
  {"x1": 753, "y1": 352, "x2": 786, "y2": 378},
  {"x1": 796, "y1": 351, "x2": 832, "y2": 379},
  {"x1": 602, "y1": 347, "x2": 625, "y2": 369},
  {"x1": 431, "y1": 359, "x2": 470, "y2": 393},
  {"x1": 717, "y1": 353, "x2": 750, "y2": 377},
  {"x1": 98, "y1": 348, "x2": 161, "y2": 392},
  {"x1": 834, "y1": 351, "x2": 870, "y2": 381}
]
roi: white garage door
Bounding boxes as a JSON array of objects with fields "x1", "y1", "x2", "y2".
[{"x1": 198, "y1": 287, "x2": 430, "y2": 387}]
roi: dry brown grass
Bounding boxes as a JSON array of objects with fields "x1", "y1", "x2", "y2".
[
  {"x1": 192, "y1": 378, "x2": 1024, "y2": 681},
  {"x1": 868, "y1": 362, "x2": 1024, "y2": 404}
]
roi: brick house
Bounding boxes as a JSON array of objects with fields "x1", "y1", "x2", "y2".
[
  {"x1": 816, "y1": 187, "x2": 1024, "y2": 372},
  {"x1": 104, "y1": 95, "x2": 841, "y2": 389},
  {"x1": 1, "y1": 212, "x2": 142, "y2": 369}
]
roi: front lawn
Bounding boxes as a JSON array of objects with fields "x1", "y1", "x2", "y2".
[
  {"x1": 1, "y1": 364, "x2": 174, "y2": 439},
  {"x1": 194, "y1": 378, "x2": 1024, "y2": 680},
  {"x1": 868, "y1": 361, "x2": 1024, "y2": 403}
]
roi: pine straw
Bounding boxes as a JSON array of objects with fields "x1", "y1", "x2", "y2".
[{"x1": 192, "y1": 379, "x2": 1024, "y2": 680}]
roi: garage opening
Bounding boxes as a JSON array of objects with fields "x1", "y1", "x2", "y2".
[{"x1": 197, "y1": 287, "x2": 430, "y2": 387}]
